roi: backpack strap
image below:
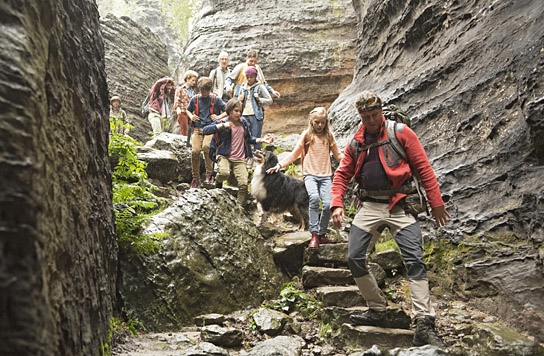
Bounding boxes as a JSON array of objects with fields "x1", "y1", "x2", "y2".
[
  {"x1": 385, "y1": 120, "x2": 428, "y2": 213},
  {"x1": 210, "y1": 93, "x2": 216, "y2": 115},
  {"x1": 194, "y1": 94, "x2": 200, "y2": 116},
  {"x1": 349, "y1": 137, "x2": 389, "y2": 162},
  {"x1": 385, "y1": 120, "x2": 407, "y2": 161}
]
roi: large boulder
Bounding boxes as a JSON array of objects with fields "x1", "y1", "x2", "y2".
[
  {"x1": 0, "y1": 0, "x2": 116, "y2": 355},
  {"x1": 137, "y1": 132, "x2": 192, "y2": 184},
  {"x1": 118, "y1": 188, "x2": 286, "y2": 330}
]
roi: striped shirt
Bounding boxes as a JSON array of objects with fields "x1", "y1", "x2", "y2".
[{"x1": 279, "y1": 130, "x2": 343, "y2": 177}]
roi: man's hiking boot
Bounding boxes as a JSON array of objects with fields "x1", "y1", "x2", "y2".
[
  {"x1": 318, "y1": 234, "x2": 333, "y2": 244},
  {"x1": 215, "y1": 181, "x2": 223, "y2": 189},
  {"x1": 350, "y1": 309, "x2": 388, "y2": 327},
  {"x1": 308, "y1": 232, "x2": 319, "y2": 249},
  {"x1": 190, "y1": 179, "x2": 200, "y2": 188},
  {"x1": 413, "y1": 316, "x2": 444, "y2": 347}
]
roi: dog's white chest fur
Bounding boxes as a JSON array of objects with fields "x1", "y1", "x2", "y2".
[{"x1": 251, "y1": 164, "x2": 268, "y2": 201}]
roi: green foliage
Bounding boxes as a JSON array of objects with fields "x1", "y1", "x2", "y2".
[
  {"x1": 318, "y1": 322, "x2": 333, "y2": 340},
  {"x1": 160, "y1": 0, "x2": 202, "y2": 41},
  {"x1": 263, "y1": 282, "x2": 322, "y2": 317},
  {"x1": 109, "y1": 130, "x2": 166, "y2": 257},
  {"x1": 109, "y1": 119, "x2": 147, "y2": 182},
  {"x1": 284, "y1": 163, "x2": 299, "y2": 178},
  {"x1": 344, "y1": 203, "x2": 357, "y2": 218},
  {"x1": 374, "y1": 238, "x2": 400, "y2": 253},
  {"x1": 103, "y1": 316, "x2": 145, "y2": 355}
]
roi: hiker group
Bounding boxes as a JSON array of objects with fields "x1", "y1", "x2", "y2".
[
  {"x1": 119, "y1": 49, "x2": 450, "y2": 348},
  {"x1": 140, "y1": 49, "x2": 278, "y2": 195}
]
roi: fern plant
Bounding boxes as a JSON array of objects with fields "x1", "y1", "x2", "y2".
[{"x1": 109, "y1": 121, "x2": 166, "y2": 257}]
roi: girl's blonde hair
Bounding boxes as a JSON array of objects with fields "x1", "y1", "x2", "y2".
[
  {"x1": 183, "y1": 70, "x2": 198, "y2": 82},
  {"x1": 305, "y1": 107, "x2": 334, "y2": 147}
]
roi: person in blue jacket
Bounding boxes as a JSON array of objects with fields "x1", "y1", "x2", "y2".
[
  {"x1": 203, "y1": 98, "x2": 273, "y2": 205},
  {"x1": 236, "y1": 66, "x2": 273, "y2": 152}
]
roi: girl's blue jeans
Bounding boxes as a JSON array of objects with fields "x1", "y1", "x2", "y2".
[{"x1": 304, "y1": 175, "x2": 332, "y2": 235}]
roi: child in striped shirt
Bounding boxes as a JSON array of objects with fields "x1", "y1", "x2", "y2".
[{"x1": 267, "y1": 107, "x2": 343, "y2": 249}]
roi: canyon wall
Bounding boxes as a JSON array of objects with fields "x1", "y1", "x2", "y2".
[
  {"x1": 177, "y1": 0, "x2": 358, "y2": 135},
  {"x1": 0, "y1": 1, "x2": 117, "y2": 354}
]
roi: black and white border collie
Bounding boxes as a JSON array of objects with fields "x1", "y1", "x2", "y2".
[{"x1": 251, "y1": 151, "x2": 309, "y2": 230}]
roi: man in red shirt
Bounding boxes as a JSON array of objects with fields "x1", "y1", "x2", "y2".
[{"x1": 331, "y1": 91, "x2": 449, "y2": 347}]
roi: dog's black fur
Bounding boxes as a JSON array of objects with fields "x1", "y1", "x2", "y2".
[{"x1": 251, "y1": 151, "x2": 309, "y2": 230}]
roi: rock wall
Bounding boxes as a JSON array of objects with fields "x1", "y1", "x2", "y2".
[
  {"x1": 0, "y1": 1, "x2": 117, "y2": 355},
  {"x1": 101, "y1": 14, "x2": 171, "y2": 142},
  {"x1": 328, "y1": 0, "x2": 544, "y2": 339},
  {"x1": 96, "y1": 0, "x2": 182, "y2": 69},
  {"x1": 177, "y1": 0, "x2": 358, "y2": 135}
]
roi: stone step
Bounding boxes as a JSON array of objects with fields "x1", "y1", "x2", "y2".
[
  {"x1": 334, "y1": 323, "x2": 414, "y2": 350},
  {"x1": 302, "y1": 265, "x2": 354, "y2": 288},
  {"x1": 271, "y1": 231, "x2": 311, "y2": 277},
  {"x1": 315, "y1": 285, "x2": 365, "y2": 308},
  {"x1": 321, "y1": 305, "x2": 412, "y2": 330},
  {"x1": 303, "y1": 243, "x2": 348, "y2": 268},
  {"x1": 303, "y1": 263, "x2": 387, "y2": 289}
]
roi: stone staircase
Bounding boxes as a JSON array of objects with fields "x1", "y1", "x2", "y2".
[{"x1": 300, "y1": 241, "x2": 416, "y2": 350}]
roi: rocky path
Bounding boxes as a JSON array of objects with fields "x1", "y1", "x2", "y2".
[{"x1": 113, "y1": 228, "x2": 544, "y2": 356}]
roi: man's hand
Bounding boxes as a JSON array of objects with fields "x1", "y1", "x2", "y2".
[
  {"x1": 331, "y1": 207, "x2": 345, "y2": 229},
  {"x1": 273, "y1": 91, "x2": 281, "y2": 98},
  {"x1": 431, "y1": 206, "x2": 450, "y2": 227}
]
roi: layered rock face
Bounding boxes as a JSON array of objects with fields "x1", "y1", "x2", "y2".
[
  {"x1": 328, "y1": 0, "x2": 544, "y2": 339},
  {"x1": 0, "y1": 1, "x2": 116, "y2": 355},
  {"x1": 96, "y1": 0, "x2": 182, "y2": 69},
  {"x1": 178, "y1": 0, "x2": 358, "y2": 135},
  {"x1": 101, "y1": 14, "x2": 171, "y2": 142}
]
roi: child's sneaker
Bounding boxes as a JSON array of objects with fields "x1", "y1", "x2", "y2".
[
  {"x1": 190, "y1": 179, "x2": 200, "y2": 188},
  {"x1": 318, "y1": 234, "x2": 335, "y2": 244},
  {"x1": 205, "y1": 174, "x2": 214, "y2": 184}
]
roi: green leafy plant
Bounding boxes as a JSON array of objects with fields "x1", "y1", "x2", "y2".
[
  {"x1": 109, "y1": 127, "x2": 166, "y2": 257},
  {"x1": 318, "y1": 322, "x2": 332, "y2": 339},
  {"x1": 284, "y1": 163, "x2": 299, "y2": 178},
  {"x1": 263, "y1": 282, "x2": 322, "y2": 317},
  {"x1": 344, "y1": 203, "x2": 357, "y2": 218}
]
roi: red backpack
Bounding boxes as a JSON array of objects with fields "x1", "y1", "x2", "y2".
[{"x1": 194, "y1": 93, "x2": 217, "y2": 117}]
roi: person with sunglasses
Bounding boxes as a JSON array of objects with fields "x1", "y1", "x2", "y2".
[{"x1": 330, "y1": 91, "x2": 450, "y2": 347}]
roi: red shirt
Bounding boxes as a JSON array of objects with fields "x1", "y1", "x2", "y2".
[{"x1": 331, "y1": 116, "x2": 444, "y2": 211}]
